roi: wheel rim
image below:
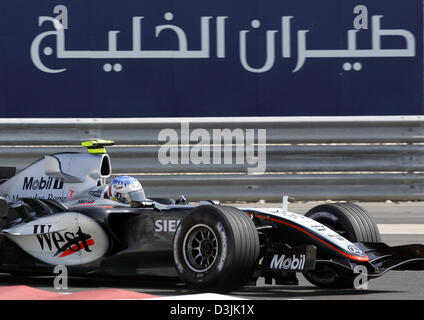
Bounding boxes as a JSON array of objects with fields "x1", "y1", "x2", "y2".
[{"x1": 183, "y1": 224, "x2": 219, "y2": 272}]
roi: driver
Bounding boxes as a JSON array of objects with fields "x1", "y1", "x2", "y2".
[{"x1": 105, "y1": 175, "x2": 147, "y2": 204}]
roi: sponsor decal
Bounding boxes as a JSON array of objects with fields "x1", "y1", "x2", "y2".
[
  {"x1": 23, "y1": 176, "x2": 63, "y2": 191},
  {"x1": 155, "y1": 219, "x2": 181, "y2": 232},
  {"x1": 1, "y1": 194, "x2": 22, "y2": 204},
  {"x1": 77, "y1": 199, "x2": 96, "y2": 206},
  {"x1": 269, "y1": 254, "x2": 306, "y2": 271},
  {"x1": 47, "y1": 194, "x2": 67, "y2": 201},
  {"x1": 216, "y1": 221, "x2": 227, "y2": 272},
  {"x1": 67, "y1": 187, "x2": 77, "y2": 200},
  {"x1": 33, "y1": 224, "x2": 94, "y2": 258},
  {"x1": 311, "y1": 225, "x2": 326, "y2": 231},
  {"x1": 2, "y1": 193, "x2": 67, "y2": 204},
  {"x1": 88, "y1": 190, "x2": 102, "y2": 198},
  {"x1": 327, "y1": 233, "x2": 347, "y2": 241},
  {"x1": 348, "y1": 244, "x2": 363, "y2": 255}
]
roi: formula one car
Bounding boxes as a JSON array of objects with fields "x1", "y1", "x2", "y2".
[{"x1": 0, "y1": 140, "x2": 423, "y2": 292}]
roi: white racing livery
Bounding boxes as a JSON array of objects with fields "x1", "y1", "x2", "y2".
[
  {"x1": 0, "y1": 151, "x2": 112, "y2": 205},
  {"x1": 3, "y1": 212, "x2": 109, "y2": 266}
]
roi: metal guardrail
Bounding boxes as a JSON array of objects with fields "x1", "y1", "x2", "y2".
[{"x1": 1, "y1": 116, "x2": 424, "y2": 201}]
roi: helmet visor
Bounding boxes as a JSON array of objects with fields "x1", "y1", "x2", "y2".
[
  {"x1": 115, "y1": 192, "x2": 131, "y2": 204},
  {"x1": 128, "y1": 189, "x2": 146, "y2": 202}
]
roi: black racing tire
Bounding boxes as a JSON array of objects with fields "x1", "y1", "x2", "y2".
[
  {"x1": 173, "y1": 205, "x2": 259, "y2": 293},
  {"x1": 302, "y1": 202, "x2": 380, "y2": 289},
  {"x1": 304, "y1": 203, "x2": 381, "y2": 243}
]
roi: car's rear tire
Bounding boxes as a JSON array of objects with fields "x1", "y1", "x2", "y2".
[
  {"x1": 173, "y1": 205, "x2": 259, "y2": 292},
  {"x1": 302, "y1": 203, "x2": 380, "y2": 289}
]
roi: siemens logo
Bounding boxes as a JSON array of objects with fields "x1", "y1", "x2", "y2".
[
  {"x1": 23, "y1": 177, "x2": 64, "y2": 190},
  {"x1": 155, "y1": 219, "x2": 180, "y2": 232}
]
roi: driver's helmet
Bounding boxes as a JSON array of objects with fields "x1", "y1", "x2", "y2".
[{"x1": 108, "y1": 176, "x2": 146, "y2": 204}]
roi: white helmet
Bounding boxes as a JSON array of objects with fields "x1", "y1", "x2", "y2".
[{"x1": 108, "y1": 176, "x2": 146, "y2": 204}]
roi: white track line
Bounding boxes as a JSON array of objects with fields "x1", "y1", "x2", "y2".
[
  {"x1": 377, "y1": 224, "x2": 424, "y2": 234},
  {"x1": 147, "y1": 293, "x2": 247, "y2": 300}
]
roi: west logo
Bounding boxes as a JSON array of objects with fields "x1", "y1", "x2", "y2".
[
  {"x1": 33, "y1": 225, "x2": 94, "y2": 257},
  {"x1": 270, "y1": 254, "x2": 306, "y2": 271},
  {"x1": 23, "y1": 177, "x2": 64, "y2": 190}
]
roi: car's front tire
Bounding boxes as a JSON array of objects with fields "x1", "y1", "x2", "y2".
[
  {"x1": 302, "y1": 203, "x2": 380, "y2": 289},
  {"x1": 173, "y1": 205, "x2": 259, "y2": 292}
]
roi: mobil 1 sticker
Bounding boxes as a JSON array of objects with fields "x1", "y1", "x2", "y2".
[{"x1": 263, "y1": 245, "x2": 316, "y2": 271}]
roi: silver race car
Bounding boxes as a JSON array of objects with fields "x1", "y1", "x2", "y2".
[{"x1": 0, "y1": 140, "x2": 422, "y2": 292}]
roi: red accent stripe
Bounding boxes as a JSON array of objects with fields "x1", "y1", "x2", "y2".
[
  {"x1": 254, "y1": 213, "x2": 369, "y2": 262},
  {"x1": 59, "y1": 239, "x2": 95, "y2": 258}
]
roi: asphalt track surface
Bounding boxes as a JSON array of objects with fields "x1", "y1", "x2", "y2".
[{"x1": 0, "y1": 201, "x2": 424, "y2": 300}]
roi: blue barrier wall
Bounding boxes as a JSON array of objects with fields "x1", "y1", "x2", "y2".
[{"x1": 0, "y1": 0, "x2": 422, "y2": 117}]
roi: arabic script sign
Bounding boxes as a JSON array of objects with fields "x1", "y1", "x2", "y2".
[
  {"x1": 0, "y1": 0, "x2": 422, "y2": 117},
  {"x1": 31, "y1": 7, "x2": 416, "y2": 74}
]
